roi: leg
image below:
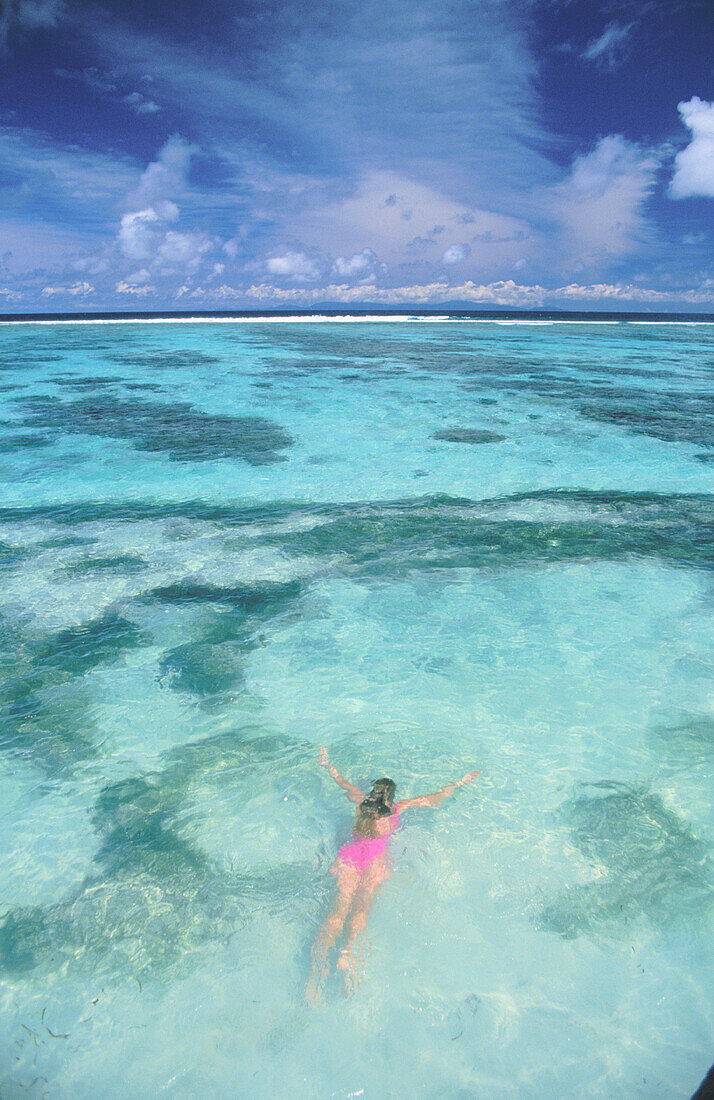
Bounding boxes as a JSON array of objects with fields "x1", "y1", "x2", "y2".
[
  {"x1": 337, "y1": 854, "x2": 389, "y2": 994},
  {"x1": 305, "y1": 861, "x2": 361, "y2": 1003}
]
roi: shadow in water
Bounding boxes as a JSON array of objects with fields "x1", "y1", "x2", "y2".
[
  {"x1": 0, "y1": 726, "x2": 320, "y2": 980},
  {"x1": 538, "y1": 781, "x2": 714, "y2": 938}
]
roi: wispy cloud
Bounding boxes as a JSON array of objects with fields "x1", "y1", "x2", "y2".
[
  {"x1": 54, "y1": 66, "x2": 117, "y2": 92},
  {"x1": 0, "y1": 125, "x2": 136, "y2": 240},
  {"x1": 54, "y1": 66, "x2": 162, "y2": 115},
  {"x1": 293, "y1": 170, "x2": 535, "y2": 280},
  {"x1": 0, "y1": 0, "x2": 708, "y2": 308},
  {"x1": 582, "y1": 21, "x2": 635, "y2": 68},
  {"x1": 549, "y1": 135, "x2": 659, "y2": 269},
  {"x1": 1, "y1": 0, "x2": 64, "y2": 48},
  {"x1": 86, "y1": 0, "x2": 555, "y2": 209}
]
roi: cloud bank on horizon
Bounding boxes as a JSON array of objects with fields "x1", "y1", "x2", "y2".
[{"x1": 0, "y1": 0, "x2": 712, "y2": 311}]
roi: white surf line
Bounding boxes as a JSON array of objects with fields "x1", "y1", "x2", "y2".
[
  {"x1": 0, "y1": 315, "x2": 646, "y2": 326},
  {"x1": 2, "y1": 314, "x2": 440, "y2": 325}
]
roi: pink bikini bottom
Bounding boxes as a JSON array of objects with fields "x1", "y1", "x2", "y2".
[{"x1": 336, "y1": 835, "x2": 389, "y2": 873}]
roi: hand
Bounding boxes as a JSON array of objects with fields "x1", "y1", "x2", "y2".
[
  {"x1": 457, "y1": 770, "x2": 482, "y2": 786},
  {"x1": 318, "y1": 746, "x2": 329, "y2": 767}
]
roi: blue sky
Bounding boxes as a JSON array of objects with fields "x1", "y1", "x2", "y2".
[{"x1": 0, "y1": 0, "x2": 712, "y2": 311}]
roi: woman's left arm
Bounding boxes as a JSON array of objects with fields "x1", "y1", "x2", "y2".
[
  {"x1": 399, "y1": 770, "x2": 481, "y2": 809},
  {"x1": 318, "y1": 747, "x2": 365, "y2": 803}
]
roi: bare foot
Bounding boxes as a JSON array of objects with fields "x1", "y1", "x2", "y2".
[
  {"x1": 304, "y1": 971, "x2": 324, "y2": 1005},
  {"x1": 305, "y1": 942, "x2": 331, "y2": 1005},
  {"x1": 337, "y1": 947, "x2": 365, "y2": 997}
]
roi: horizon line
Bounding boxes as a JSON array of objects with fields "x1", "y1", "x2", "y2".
[{"x1": 2, "y1": 306, "x2": 714, "y2": 326}]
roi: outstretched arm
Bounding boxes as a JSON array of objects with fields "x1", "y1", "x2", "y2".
[
  {"x1": 318, "y1": 747, "x2": 365, "y2": 803},
  {"x1": 399, "y1": 770, "x2": 481, "y2": 809}
]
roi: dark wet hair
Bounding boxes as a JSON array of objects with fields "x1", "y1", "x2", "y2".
[
  {"x1": 353, "y1": 777, "x2": 397, "y2": 838},
  {"x1": 367, "y1": 777, "x2": 396, "y2": 807}
]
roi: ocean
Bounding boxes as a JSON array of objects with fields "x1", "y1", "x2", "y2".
[{"x1": 0, "y1": 315, "x2": 712, "y2": 1098}]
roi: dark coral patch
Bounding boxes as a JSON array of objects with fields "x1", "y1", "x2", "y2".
[
  {"x1": 19, "y1": 393, "x2": 293, "y2": 464},
  {"x1": 143, "y1": 578, "x2": 304, "y2": 614},
  {"x1": 0, "y1": 679, "x2": 99, "y2": 778},
  {"x1": 0, "y1": 612, "x2": 149, "y2": 779},
  {"x1": 158, "y1": 641, "x2": 245, "y2": 698},
  {"x1": 35, "y1": 612, "x2": 149, "y2": 677},
  {"x1": 108, "y1": 350, "x2": 222, "y2": 370},
  {"x1": 60, "y1": 553, "x2": 147, "y2": 577},
  {"x1": 433, "y1": 428, "x2": 506, "y2": 444},
  {"x1": 649, "y1": 711, "x2": 714, "y2": 766},
  {"x1": 579, "y1": 391, "x2": 714, "y2": 450},
  {"x1": 0, "y1": 541, "x2": 33, "y2": 566},
  {"x1": 0, "y1": 432, "x2": 54, "y2": 450},
  {"x1": 149, "y1": 579, "x2": 304, "y2": 702},
  {"x1": 0, "y1": 353, "x2": 65, "y2": 371},
  {"x1": 51, "y1": 375, "x2": 124, "y2": 390}
]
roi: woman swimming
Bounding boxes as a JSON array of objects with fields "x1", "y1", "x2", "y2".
[{"x1": 306, "y1": 746, "x2": 481, "y2": 999}]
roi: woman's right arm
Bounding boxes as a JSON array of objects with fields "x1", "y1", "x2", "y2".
[
  {"x1": 398, "y1": 770, "x2": 481, "y2": 809},
  {"x1": 318, "y1": 747, "x2": 365, "y2": 803}
]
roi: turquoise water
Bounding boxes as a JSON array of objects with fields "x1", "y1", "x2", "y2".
[{"x1": 0, "y1": 319, "x2": 712, "y2": 1098}]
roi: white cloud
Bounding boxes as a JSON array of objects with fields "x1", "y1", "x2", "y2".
[
  {"x1": 123, "y1": 91, "x2": 161, "y2": 115},
  {"x1": 551, "y1": 135, "x2": 659, "y2": 268},
  {"x1": 245, "y1": 278, "x2": 544, "y2": 306},
  {"x1": 243, "y1": 279, "x2": 714, "y2": 308},
  {"x1": 115, "y1": 136, "x2": 214, "y2": 278},
  {"x1": 115, "y1": 280, "x2": 155, "y2": 295},
  {"x1": 332, "y1": 248, "x2": 383, "y2": 282},
  {"x1": 156, "y1": 229, "x2": 212, "y2": 270},
  {"x1": 0, "y1": 286, "x2": 23, "y2": 301},
  {"x1": 442, "y1": 243, "x2": 471, "y2": 265},
  {"x1": 266, "y1": 251, "x2": 321, "y2": 280},
  {"x1": 670, "y1": 97, "x2": 714, "y2": 199},
  {"x1": 118, "y1": 208, "x2": 212, "y2": 272},
  {"x1": 41, "y1": 280, "x2": 93, "y2": 297},
  {"x1": 119, "y1": 206, "x2": 177, "y2": 261},
  {"x1": 582, "y1": 22, "x2": 634, "y2": 68},
  {"x1": 176, "y1": 283, "x2": 237, "y2": 300}
]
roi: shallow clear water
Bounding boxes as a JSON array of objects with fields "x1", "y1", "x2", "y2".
[{"x1": 0, "y1": 319, "x2": 712, "y2": 1098}]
